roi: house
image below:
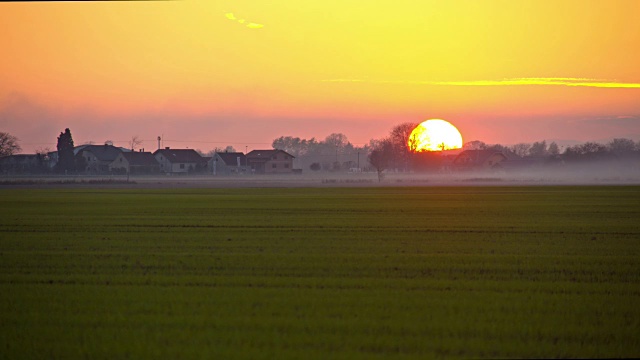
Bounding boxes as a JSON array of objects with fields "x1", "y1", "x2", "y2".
[
  {"x1": 109, "y1": 151, "x2": 160, "y2": 174},
  {"x1": 246, "y1": 149, "x2": 295, "y2": 174},
  {"x1": 210, "y1": 152, "x2": 248, "y2": 175},
  {"x1": 153, "y1": 148, "x2": 207, "y2": 174},
  {"x1": 0, "y1": 154, "x2": 48, "y2": 174},
  {"x1": 76, "y1": 144, "x2": 125, "y2": 173},
  {"x1": 453, "y1": 150, "x2": 508, "y2": 170}
]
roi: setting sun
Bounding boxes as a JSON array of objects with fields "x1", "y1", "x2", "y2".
[{"x1": 408, "y1": 119, "x2": 463, "y2": 152}]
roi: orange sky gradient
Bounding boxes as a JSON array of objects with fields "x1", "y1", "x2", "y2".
[{"x1": 1, "y1": 0, "x2": 639, "y2": 153}]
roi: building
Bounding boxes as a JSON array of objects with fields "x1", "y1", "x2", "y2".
[
  {"x1": 77, "y1": 144, "x2": 124, "y2": 173},
  {"x1": 246, "y1": 149, "x2": 295, "y2": 174},
  {"x1": 210, "y1": 152, "x2": 248, "y2": 175},
  {"x1": 109, "y1": 151, "x2": 160, "y2": 174},
  {"x1": 453, "y1": 150, "x2": 508, "y2": 170},
  {"x1": 0, "y1": 154, "x2": 48, "y2": 174},
  {"x1": 153, "y1": 148, "x2": 207, "y2": 174}
]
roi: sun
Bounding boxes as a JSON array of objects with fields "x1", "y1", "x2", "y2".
[{"x1": 408, "y1": 119, "x2": 463, "y2": 152}]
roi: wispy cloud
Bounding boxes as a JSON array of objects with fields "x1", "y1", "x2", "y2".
[
  {"x1": 321, "y1": 77, "x2": 640, "y2": 88},
  {"x1": 225, "y1": 13, "x2": 264, "y2": 29}
]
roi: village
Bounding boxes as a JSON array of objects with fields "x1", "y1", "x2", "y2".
[
  {"x1": 0, "y1": 141, "x2": 523, "y2": 176},
  {"x1": 0, "y1": 128, "x2": 638, "y2": 177},
  {"x1": 0, "y1": 143, "x2": 299, "y2": 176}
]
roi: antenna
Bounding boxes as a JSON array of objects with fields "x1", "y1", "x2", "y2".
[{"x1": 157, "y1": 136, "x2": 161, "y2": 150}]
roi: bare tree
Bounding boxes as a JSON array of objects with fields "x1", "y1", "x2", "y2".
[
  {"x1": 608, "y1": 138, "x2": 636, "y2": 157},
  {"x1": 463, "y1": 140, "x2": 488, "y2": 150},
  {"x1": 390, "y1": 122, "x2": 419, "y2": 170},
  {"x1": 510, "y1": 143, "x2": 531, "y2": 158},
  {"x1": 529, "y1": 141, "x2": 548, "y2": 158},
  {"x1": 129, "y1": 136, "x2": 143, "y2": 151},
  {"x1": 0, "y1": 132, "x2": 22, "y2": 156},
  {"x1": 35, "y1": 147, "x2": 51, "y2": 156},
  {"x1": 368, "y1": 139, "x2": 393, "y2": 182}
]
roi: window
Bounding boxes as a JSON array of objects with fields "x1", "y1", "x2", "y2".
[
  {"x1": 180, "y1": 163, "x2": 185, "y2": 169},
  {"x1": 272, "y1": 163, "x2": 277, "y2": 168}
]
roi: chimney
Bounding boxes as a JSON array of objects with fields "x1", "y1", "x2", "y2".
[
  {"x1": 157, "y1": 136, "x2": 161, "y2": 150},
  {"x1": 165, "y1": 147, "x2": 170, "y2": 150}
]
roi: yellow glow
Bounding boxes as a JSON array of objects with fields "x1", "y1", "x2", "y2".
[
  {"x1": 322, "y1": 78, "x2": 640, "y2": 89},
  {"x1": 408, "y1": 119, "x2": 463, "y2": 152}
]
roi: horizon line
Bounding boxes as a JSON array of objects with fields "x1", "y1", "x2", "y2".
[{"x1": 321, "y1": 77, "x2": 640, "y2": 89}]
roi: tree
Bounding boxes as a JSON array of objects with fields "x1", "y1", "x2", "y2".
[
  {"x1": 389, "y1": 122, "x2": 419, "y2": 170},
  {"x1": 323, "y1": 133, "x2": 349, "y2": 149},
  {"x1": 510, "y1": 143, "x2": 531, "y2": 158},
  {"x1": 608, "y1": 138, "x2": 635, "y2": 157},
  {"x1": 463, "y1": 140, "x2": 488, "y2": 150},
  {"x1": 129, "y1": 136, "x2": 142, "y2": 151},
  {"x1": 548, "y1": 142, "x2": 560, "y2": 157},
  {"x1": 529, "y1": 141, "x2": 548, "y2": 158},
  {"x1": 309, "y1": 162, "x2": 321, "y2": 171},
  {"x1": 56, "y1": 128, "x2": 75, "y2": 173},
  {"x1": 0, "y1": 132, "x2": 21, "y2": 156},
  {"x1": 368, "y1": 139, "x2": 393, "y2": 182}
]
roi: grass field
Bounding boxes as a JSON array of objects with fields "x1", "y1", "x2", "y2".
[{"x1": 1, "y1": 186, "x2": 639, "y2": 359}]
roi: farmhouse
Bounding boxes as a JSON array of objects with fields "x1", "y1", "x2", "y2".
[
  {"x1": 110, "y1": 151, "x2": 160, "y2": 174},
  {"x1": 77, "y1": 144, "x2": 124, "y2": 173},
  {"x1": 453, "y1": 150, "x2": 508, "y2": 170},
  {"x1": 153, "y1": 148, "x2": 207, "y2": 174},
  {"x1": 246, "y1": 149, "x2": 295, "y2": 174},
  {"x1": 210, "y1": 152, "x2": 248, "y2": 175}
]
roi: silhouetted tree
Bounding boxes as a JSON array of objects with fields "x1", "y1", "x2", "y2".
[
  {"x1": 56, "y1": 128, "x2": 75, "y2": 173},
  {"x1": 463, "y1": 140, "x2": 488, "y2": 150},
  {"x1": 510, "y1": 143, "x2": 531, "y2": 158},
  {"x1": 529, "y1": 141, "x2": 548, "y2": 158},
  {"x1": 548, "y1": 142, "x2": 560, "y2": 157},
  {"x1": 563, "y1": 142, "x2": 610, "y2": 162},
  {"x1": 129, "y1": 135, "x2": 143, "y2": 151},
  {"x1": 608, "y1": 138, "x2": 636, "y2": 158},
  {"x1": 389, "y1": 122, "x2": 419, "y2": 170},
  {"x1": 0, "y1": 132, "x2": 21, "y2": 156},
  {"x1": 368, "y1": 139, "x2": 393, "y2": 182}
]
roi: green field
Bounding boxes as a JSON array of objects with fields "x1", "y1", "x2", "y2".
[{"x1": 1, "y1": 186, "x2": 639, "y2": 359}]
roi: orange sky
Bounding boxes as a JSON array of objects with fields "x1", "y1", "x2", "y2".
[{"x1": 1, "y1": 0, "x2": 639, "y2": 153}]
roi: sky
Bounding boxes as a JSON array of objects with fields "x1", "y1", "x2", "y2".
[{"x1": 1, "y1": 0, "x2": 640, "y2": 153}]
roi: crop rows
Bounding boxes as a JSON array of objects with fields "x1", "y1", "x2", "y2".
[{"x1": 1, "y1": 186, "x2": 639, "y2": 359}]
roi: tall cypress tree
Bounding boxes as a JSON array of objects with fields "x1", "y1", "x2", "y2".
[{"x1": 56, "y1": 128, "x2": 75, "y2": 173}]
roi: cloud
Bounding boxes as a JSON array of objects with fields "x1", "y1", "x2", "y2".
[
  {"x1": 321, "y1": 77, "x2": 640, "y2": 89},
  {"x1": 225, "y1": 12, "x2": 264, "y2": 29}
]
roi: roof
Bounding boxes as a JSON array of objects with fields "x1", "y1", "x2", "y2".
[
  {"x1": 121, "y1": 152, "x2": 159, "y2": 166},
  {"x1": 79, "y1": 145, "x2": 123, "y2": 162},
  {"x1": 454, "y1": 150, "x2": 506, "y2": 165},
  {"x1": 215, "y1": 152, "x2": 246, "y2": 166},
  {"x1": 0, "y1": 154, "x2": 42, "y2": 164},
  {"x1": 153, "y1": 148, "x2": 205, "y2": 163},
  {"x1": 246, "y1": 149, "x2": 295, "y2": 159}
]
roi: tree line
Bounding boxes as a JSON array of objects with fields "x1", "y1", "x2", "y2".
[{"x1": 2, "y1": 127, "x2": 640, "y2": 177}]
